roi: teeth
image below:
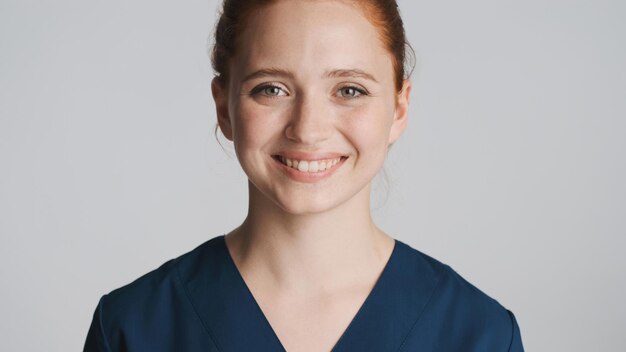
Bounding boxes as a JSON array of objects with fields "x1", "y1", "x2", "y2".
[{"x1": 278, "y1": 156, "x2": 343, "y2": 173}]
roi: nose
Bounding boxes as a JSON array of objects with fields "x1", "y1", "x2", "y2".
[{"x1": 285, "y1": 93, "x2": 333, "y2": 145}]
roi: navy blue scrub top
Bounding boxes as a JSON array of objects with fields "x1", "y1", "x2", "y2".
[{"x1": 84, "y1": 235, "x2": 524, "y2": 351}]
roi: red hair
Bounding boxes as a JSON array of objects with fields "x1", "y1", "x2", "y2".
[{"x1": 210, "y1": 0, "x2": 414, "y2": 91}]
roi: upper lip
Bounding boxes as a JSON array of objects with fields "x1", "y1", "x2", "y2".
[{"x1": 273, "y1": 151, "x2": 348, "y2": 161}]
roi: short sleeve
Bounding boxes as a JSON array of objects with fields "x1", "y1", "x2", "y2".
[
  {"x1": 506, "y1": 309, "x2": 524, "y2": 352},
  {"x1": 83, "y1": 296, "x2": 111, "y2": 352}
]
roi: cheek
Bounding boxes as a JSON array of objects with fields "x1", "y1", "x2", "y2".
[
  {"x1": 232, "y1": 102, "x2": 283, "y2": 151},
  {"x1": 340, "y1": 103, "x2": 394, "y2": 154}
]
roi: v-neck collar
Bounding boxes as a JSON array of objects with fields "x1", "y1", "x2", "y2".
[{"x1": 180, "y1": 235, "x2": 441, "y2": 352}]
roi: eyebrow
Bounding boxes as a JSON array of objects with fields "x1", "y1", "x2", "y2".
[
  {"x1": 325, "y1": 68, "x2": 379, "y2": 83},
  {"x1": 242, "y1": 68, "x2": 293, "y2": 83},
  {"x1": 241, "y1": 67, "x2": 379, "y2": 83}
]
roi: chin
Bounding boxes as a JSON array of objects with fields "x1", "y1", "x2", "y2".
[{"x1": 272, "y1": 195, "x2": 342, "y2": 216}]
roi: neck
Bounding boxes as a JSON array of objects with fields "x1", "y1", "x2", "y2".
[{"x1": 225, "y1": 180, "x2": 394, "y2": 296}]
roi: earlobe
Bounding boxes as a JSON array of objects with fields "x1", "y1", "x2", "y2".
[
  {"x1": 388, "y1": 79, "x2": 411, "y2": 145},
  {"x1": 211, "y1": 77, "x2": 234, "y2": 141}
]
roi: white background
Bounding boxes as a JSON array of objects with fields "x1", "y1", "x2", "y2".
[{"x1": 1, "y1": 0, "x2": 624, "y2": 350}]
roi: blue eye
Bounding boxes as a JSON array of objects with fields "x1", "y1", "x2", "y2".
[
  {"x1": 251, "y1": 84, "x2": 287, "y2": 97},
  {"x1": 338, "y1": 86, "x2": 366, "y2": 98}
]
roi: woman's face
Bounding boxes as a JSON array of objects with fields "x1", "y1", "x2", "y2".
[{"x1": 212, "y1": 0, "x2": 410, "y2": 214}]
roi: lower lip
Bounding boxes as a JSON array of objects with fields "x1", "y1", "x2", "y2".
[{"x1": 272, "y1": 156, "x2": 348, "y2": 183}]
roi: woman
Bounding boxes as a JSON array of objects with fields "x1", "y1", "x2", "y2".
[{"x1": 84, "y1": 0, "x2": 524, "y2": 351}]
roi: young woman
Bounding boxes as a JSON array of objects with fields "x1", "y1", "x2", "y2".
[{"x1": 84, "y1": 0, "x2": 524, "y2": 351}]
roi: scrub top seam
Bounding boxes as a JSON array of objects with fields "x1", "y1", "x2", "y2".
[
  {"x1": 506, "y1": 309, "x2": 516, "y2": 352},
  {"x1": 98, "y1": 295, "x2": 113, "y2": 352},
  {"x1": 330, "y1": 239, "x2": 399, "y2": 351},
  {"x1": 174, "y1": 257, "x2": 223, "y2": 352},
  {"x1": 219, "y1": 234, "x2": 287, "y2": 351},
  {"x1": 395, "y1": 262, "x2": 446, "y2": 352}
]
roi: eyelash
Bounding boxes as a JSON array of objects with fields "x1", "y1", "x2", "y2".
[
  {"x1": 250, "y1": 85, "x2": 287, "y2": 98},
  {"x1": 337, "y1": 86, "x2": 368, "y2": 98},
  {"x1": 250, "y1": 84, "x2": 368, "y2": 99}
]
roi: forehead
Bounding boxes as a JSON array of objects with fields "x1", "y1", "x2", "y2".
[{"x1": 231, "y1": 0, "x2": 394, "y2": 83}]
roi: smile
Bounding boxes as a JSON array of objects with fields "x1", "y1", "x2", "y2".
[
  {"x1": 271, "y1": 154, "x2": 348, "y2": 183},
  {"x1": 276, "y1": 156, "x2": 342, "y2": 173}
]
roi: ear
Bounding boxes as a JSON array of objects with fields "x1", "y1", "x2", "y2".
[
  {"x1": 388, "y1": 79, "x2": 411, "y2": 145},
  {"x1": 211, "y1": 77, "x2": 234, "y2": 141}
]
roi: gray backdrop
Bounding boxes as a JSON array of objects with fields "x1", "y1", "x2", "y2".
[{"x1": 1, "y1": 0, "x2": 624, "y2": 350}]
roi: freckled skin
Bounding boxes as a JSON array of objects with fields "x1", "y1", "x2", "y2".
[{"x1": 213, "y1": 0, "x2": 410, "y2": 215}]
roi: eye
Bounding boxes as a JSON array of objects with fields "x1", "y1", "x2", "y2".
[
  {"x1": 337, "y1": 85, "x2": 367, "y2": 99},
  {"x1": 251, "y1": 84, "x2": 288, "y2": 98}
]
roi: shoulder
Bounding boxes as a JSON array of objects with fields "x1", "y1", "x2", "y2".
[
  {"x1": 99, "y1": 235, "x2": 226, "y2": 313},
  {"x1": 100, "y1": 237, "x2": 214, "y2": 307},
  {"x1": 396, "y1": 240, "x2": 510, "y2": 317},
  {"x1": 84, "y1": 236, "x2": 224, "y2": 351},
  {"x1": 396, "y1": 240, "x2": 524, "y2": 351}
]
